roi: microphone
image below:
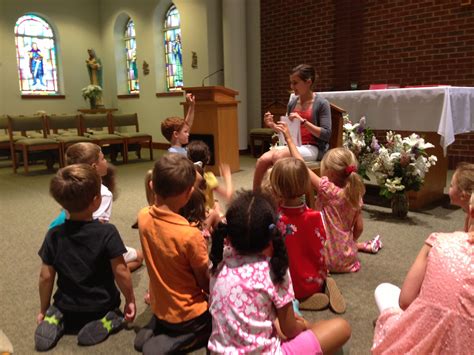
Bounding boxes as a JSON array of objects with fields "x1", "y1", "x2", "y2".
[{"x1": 201, "y1": 68, "x2": 224, "y2": 86}]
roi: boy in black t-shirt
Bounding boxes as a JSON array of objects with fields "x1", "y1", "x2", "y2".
[{"x1": 35, "y1": 164, "x2": 136, "y2": 351}]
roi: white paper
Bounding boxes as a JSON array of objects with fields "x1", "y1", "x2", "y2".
[{"x1": 278, "y1": 115, "x2": 302, "y2": 146}]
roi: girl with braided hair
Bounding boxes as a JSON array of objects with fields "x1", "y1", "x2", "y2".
[{"x1": 208, "y1": 190, "x2": 351, "y2": 354}]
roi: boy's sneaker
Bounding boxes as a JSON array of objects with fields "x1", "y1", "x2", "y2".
[
  {"x1": 134, "y1": 316, "x2": 157, "y2": 352},
  {"x1": 142, "y1": 333, "x2": 197, "y2": 354},
  {"x1": 35, "y1": 305, "x2": 64, "y2": 351},
  {"x1": 325, "y1": 277, "x2": 346, "y2": 314},
  {"x1": 77, "y1": 310, "x2": 124, "y2": 346},
  {"x1": 299, "y1": 293, "x2": 330, "y2": 311}
]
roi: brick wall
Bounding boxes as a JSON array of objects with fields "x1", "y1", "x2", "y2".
[{"x1": 261, "y1": 0, "x2": 474, "y2": 167}]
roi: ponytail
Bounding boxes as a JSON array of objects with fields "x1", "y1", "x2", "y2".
[
  {"x1": 322, "y1": 148, "x2": 365, "y2": 209},
  {"x1": 344, "y1": 170, "x2": 365, "y2": 209},
  {"x1": 209, "y1": 222, "x2": 227, "y2": 275},
  {"x1": 269, "y1": 224, "x2": 289, "y2": 284}
]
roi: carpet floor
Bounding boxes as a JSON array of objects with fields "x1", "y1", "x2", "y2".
[{"x1": 0, "y1": 151, "x2": 463, "y2": 354}]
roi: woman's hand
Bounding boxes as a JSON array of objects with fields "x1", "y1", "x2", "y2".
[
  {"x1": 264, "y1": 112, "x2": 275, "y2": 128},
  {"x1": 289, "y1": 112, "x2": 304, "y2": 123}
]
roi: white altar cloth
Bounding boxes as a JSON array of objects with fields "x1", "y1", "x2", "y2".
[{"x1": 318, "y1": 86, "x2": 474, "y2": 153}]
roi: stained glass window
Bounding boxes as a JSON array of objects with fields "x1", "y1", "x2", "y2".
[
  {"x1": 124, "y1": 18, "x2": 139, "y2": 94},
  {"x1": 163, "y1": 5, "x2": 183, "y2": 91},
  {"x1": 15, "y1": 14, "x2": 59, "y2": 95}
]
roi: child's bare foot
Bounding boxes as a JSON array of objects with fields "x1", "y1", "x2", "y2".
[{"x1": 144, "y1": 290, "x2": 150, "y2": 305}]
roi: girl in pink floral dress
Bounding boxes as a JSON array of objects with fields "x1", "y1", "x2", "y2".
[
  {"x1": 372, "y1": 165, "x2": 474, "y2": 354},
  {"x1": 312, "y1": 147, "x2": 367, "y2": 272},
  {"x1": 276, "y1": 122, "x2": 381, "y2": 273},
  {"x1": 208, "y1": 191, "x2": 351, "y2": 354}
]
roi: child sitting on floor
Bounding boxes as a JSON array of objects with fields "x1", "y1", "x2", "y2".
[
  {"x1": 372, "y1": 177, "x2": 474, "y2": 354},
  {"x1": 186, "y1": 140, "x2": 233, "y2": 214},
  {"x1": 448, "y1": 162, "x2": 474, "y2": 231},
  {"x1": 135, "y1": 154, "x2": 211, "y2": 354},
  {"x1": 270, "y1": 157, "x2": 346, "y2": 314},
  {"x1": 160, "y1": 93, "x2": 195, "y2": 155},
  {"x1": 49, "y1": 142, "x2": 143, "y2": 272},
  {"x1": 208, "y1": 190, "x2": 351, "y2": 354},
  {"x1": 35, "y1": 164, "x2": 135, "y2": 351},
  {"x1": 276, "y1": 122, "x2": 382, "y2": 274}
]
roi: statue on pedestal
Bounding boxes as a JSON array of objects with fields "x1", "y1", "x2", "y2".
[{"x1": 85, "y1": 49, "x2": 103, "y2": 107}]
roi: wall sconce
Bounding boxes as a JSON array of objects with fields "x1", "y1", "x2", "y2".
[
  {"x1": 192, "y1": 52, "x2": 198, "y2": 69},
  {"x1": 142, "y1": 61, "x2": 150, "y2": 75}
]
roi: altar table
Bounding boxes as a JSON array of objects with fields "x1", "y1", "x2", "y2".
[{"x1": 318, "y1": 86, "x2": 474, "y2": 209}]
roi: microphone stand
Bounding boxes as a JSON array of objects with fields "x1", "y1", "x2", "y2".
[{"x1": 201, "y1": 68, "x2": 224, "y2": 86}]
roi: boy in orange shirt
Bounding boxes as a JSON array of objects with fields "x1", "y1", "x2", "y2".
[{"x1": 135, "y1": 153, "x2": 211, "y2": 354}]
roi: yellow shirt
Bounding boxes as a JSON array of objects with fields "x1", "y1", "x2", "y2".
[
  {"x1": 203, "y1": 171, "x2": 219, "y2": 209},
  {"x1": 138, "y1": 205, "x2": 209, "y2": 323}
]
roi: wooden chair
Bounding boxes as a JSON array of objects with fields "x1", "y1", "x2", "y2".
[
  {"x1": 110, "y1": 113, "x2": 153, "y2": 162},
  {"x1": 305, "y1": 103, "x2": 346, "y2": 208},
  {"x1": 79, "y1": 113, "x2": 127, "y2": 163},
  {"x1": 0, "y1": 116, "x2": 19, "y2": 160},
  {"x1": 45, "y1": 114, "x2": 92, "y2": 164},
  {"x1": 7, "y1": 115, "x2": 62, "y2": 173},
  {"x1": 249, "y1": 100, "x2": 287, "y2": 157}
]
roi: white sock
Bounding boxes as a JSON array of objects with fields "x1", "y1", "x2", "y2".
[{"x1": 374, "y1": 283, "x2": 401, "y2": 313}]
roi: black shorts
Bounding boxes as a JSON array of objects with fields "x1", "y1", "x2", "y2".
[{"x1": 143, "y1": 311, "x2": 212, "y2": 354}]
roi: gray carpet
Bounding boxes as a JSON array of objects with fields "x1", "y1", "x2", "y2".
[{"x1": 0, "y1": 151, "x2": 463, "y2": 354}]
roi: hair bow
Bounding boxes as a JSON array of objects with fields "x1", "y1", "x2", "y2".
[{"x1": 345, "y1": 165, "x2": 357, "y2": 175}]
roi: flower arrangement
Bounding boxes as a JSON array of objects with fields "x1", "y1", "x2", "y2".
[
  {"x1": 81, "y1": 84, "x2": 102, "y2": 101},
  {"x1": 343, "y1": 114, "x2": 379, "y2": 180},
  {"x1": 371, "y1": 131, "x2": 437, "y2": 199},
  {"x1": 343, "y1": 115, "x2": 438, "y2": 200}
]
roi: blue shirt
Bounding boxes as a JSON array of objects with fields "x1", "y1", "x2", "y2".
[
  {"x1": 49, "y1": 210, "x2": 67, "y2": 229},
  {"x1": 168, "y1": 146, "x2": 187, "y2": 156}
]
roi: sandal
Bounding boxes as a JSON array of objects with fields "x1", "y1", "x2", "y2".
[{"x1": 325, "y1": 277, "x2": 346, "y2": 314}]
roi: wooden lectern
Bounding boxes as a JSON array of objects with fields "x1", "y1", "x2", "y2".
[{"x1": 182, "y1": 86, "x2": 240, "y2": 175}]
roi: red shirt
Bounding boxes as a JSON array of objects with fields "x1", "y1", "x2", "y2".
[
  {"x1": 292, "y1": 106, "x2": 317, "y2": 146},
  {"x1": 277, "y1": 204, "x2": 327, "y2": 299}
]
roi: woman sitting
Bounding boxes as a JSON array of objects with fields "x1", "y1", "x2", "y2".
[{"x1": 253, "y1": 64, "x2": 332, "y2": 190}]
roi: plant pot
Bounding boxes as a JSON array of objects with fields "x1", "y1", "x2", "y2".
[
  {"x1": 89, "y1": 97, "x2": 97, "y2": 109},
  {"x1": 391, "y1": 192, "x2": 408, "y2": 218}
]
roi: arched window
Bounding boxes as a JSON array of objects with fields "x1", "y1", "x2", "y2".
[
  {"x1": 124, "y1": 18, "x2": 139, "y2": 94},
  {"x1": 163, "y1": 5, "x2": 183, "y2": 91},
  {"x1": 14, "y1": 14, "x2": 59, "y2": 95}
]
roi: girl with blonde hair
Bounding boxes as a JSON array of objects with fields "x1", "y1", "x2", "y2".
[
  {"x1": 270, "y1": 158, "x2": 347, "y2": 314},
  {"x1": 277, "y1": 123, "x2": 381, "y2": 273}
]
